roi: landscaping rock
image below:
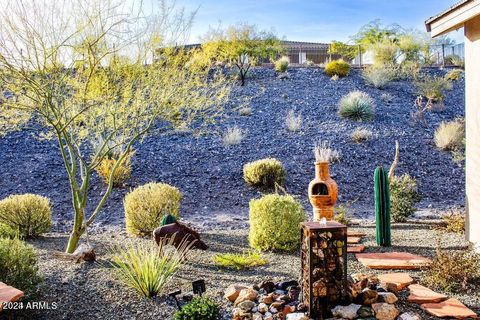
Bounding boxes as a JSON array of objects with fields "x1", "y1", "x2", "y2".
[
  {"x1": 356, "y1": 288, "x2": 378, "y2": 305},
  {"x1": 347, "y1": 245, "x2": 366, "y2": 253},
  {"x1": 357, "y1": 306, "x2": 374, "y2": 318},
  {"x1": 259, "y1": 281, "x2": 276, "y2": 293},
  {"x1": 260, "y1": 294, "x2": 275, "y2": 304},
  {"x1": 286, "y1": 313, "x2": 309, "y2": 320},
  {"x1": 377, "y1": 292, "x2": 398, "y2": 304},
  {"x1": 238, "y1": 300, "x2": 256, "y2": 312},
  {"x1": 407, "y1": 284, "x2": 448, "y2": 304},
  {"x1": 397, "y1": 312, "x2": 422, "y2": 320},
  {"x1": 153, "y1": 222, "x2": 208, "y2": 250},
  {"x1": 371, "y1": 303, "x2": 399, "y2": 320},
  {"x1": 377, "y1": 273, "x2": 413, "y2": 290},
  {"x1": 421, "y1": 298, "x2": 477, "y2": 318},
  {"x1": 258, "y1": 303, "x2": 269, "y2": 313},
  {"x1": 277, "y1": 280, "x2": 298, "y2": 291},
  {"x1": 225, "y1": 284, "x2": 249, "y2": 302},
  {"x1": 235, "y1": 288, "x2": 258, "y2": 306},
  {"x1": 356, "y1": 252, "x2": 432, "y2": 270},
  {"x1": 331, "y1": 303, "x2": 362, "y2": 319}
]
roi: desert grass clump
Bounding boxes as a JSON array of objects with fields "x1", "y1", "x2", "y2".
[
  {"x1": 424, "y1": 246, "x2": 480, "y2": 293},
  {"x1": 434, "y1": 119, "x2": 465, "y2": 151},
  {"x1": 314, "y1": 141, "x2": 341, "y2": 163},
  {"x1": 249, "y1": 194, "x2": 305, "y2": 251},
  {"x1": 274, "y1": 56, "x2": 289, "y2": 73},
  {"x1": 174, "y1": 297, "x2": 220, "y2": 320},
  {"x1": 110, "y1": 237, "x2": 191, "y2": 298},
  {"x1": 445, "y1": 69, "x2": 463, "y2": 81},
  {"x1": 223, "y1": 126, "x2": 244, "y2": 146},
  {"x1": 362, "y1": 64, "x2": 396, "y2": 89},
  {"x1": 213, "y1": 250, "x2": 267, "y2": 270},
  {"x1": 324, "y1": 59, "x2": 350, "y2": 77},
  {"x1": 0, "y1": 238, "x2": 42, "y2": 294},
  {"x1": 285, "y1": 109, "x2": 302, "y2": 132},
  {"x1": 437, "y1": 211, "x2": 465, "y2": 233},
  {"x1": 380, "y1": 92, "x2": 394, "y2": 104},
  {"x1": 0, "y1": 194, "x2": 51, "y2": 238},
  {"x1": 415, "y1": 75, "x2": 453, "y2": 102},
  {"x1": 124, "y1": 183, "x2": 182, "y2": 236},
  {"x1": 338, "y1": 91, "x2": 375, "y2": 121},
  {"x1": 95, "y1": 150, "x2": 134, "y2": 187},
  {"x1": 351, "y1": 127, "x2": 373, "y2": 143},
  {"x1": 243, "y1": 158, "x2": 286, "y2": 188},
  {"x1": 331, "y1": 74, "x2": 339, "y2": 81},
  {"x1": 238, "y1": 106, "x2": 252, "y2": 116},
  {"x1": 389, "y1": 174, "x2": 421, "y2": 222},
  {"x1": 304, "y1": 59, "x2": 315, "y2": 67}
]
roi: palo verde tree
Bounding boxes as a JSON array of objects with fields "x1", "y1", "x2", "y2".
[
  {"x1": 0, "y1": 0, "x2": 231, "y2": 253},
  {"x1": 202, "y1": 24, "x2": 283, "y2": 86},
  {"x1": 328, "y1": 41, "x2": 360, "y2": 62}
]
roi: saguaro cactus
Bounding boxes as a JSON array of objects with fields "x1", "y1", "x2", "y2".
[{"x1": 374, "y1": 166, "x2": 391, "y2": 246}]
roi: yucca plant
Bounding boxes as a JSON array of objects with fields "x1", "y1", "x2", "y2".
[
  {"x1": 109, "y1": 237, "x2": 192, "y2": 298},
  {"x1": 338, "y1": 91, "x2": 375, "y2": 121}
]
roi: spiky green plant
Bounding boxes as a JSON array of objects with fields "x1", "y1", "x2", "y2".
[
  {"x1": 374, "y1": 166, "x2": 391, "y2": 246},
  {"x1": 213, "y1": 250, "x2": 267, "y2": 270},
  {"x1": 109, "y1": 237, "x2": 192, "y2": 298},
  {"x1": 339, "y1": 91, "x2": 375, "y2": 121}
]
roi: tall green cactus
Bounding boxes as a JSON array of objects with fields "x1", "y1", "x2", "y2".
[{"x1": 374, "y1": 166, "x2": 391, "y2": 246}]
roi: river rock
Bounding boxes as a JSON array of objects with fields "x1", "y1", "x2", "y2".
[
  {"x1": 277, "y1": 280, "x2": 299, "y2": 291},
  {"x1": 397, "y1": 312, "x2": 422, "y2": 320},
  {"x1": 357, "y1": 306, "x2": 374, "y2": 318},
  {"x1": 331, "y1": 303, "x2": 362, "y2": 319},
  {"x1": 238, "y1": 300, "x2": 256, "y2": 312},
  {"x1": 235, "y1": 288, "x2": 258, "y2": 306},
  {"x1": 258, "y1": 303, "x2": 269, "y2": 313},
  {"x1": 225, "y1": 284, "x2": 248, "y2": 302},
  {"x1": 259, "y1": 281, "x2": 276, "y2": 293},
  {"x1": 377, "y1": 292, "x2": 398, "y2": 304},
  {"x1": 357, "y1": 288, "x2": 378, "y2": 305},
  {"x1": 372, "y1": 303, "x2": 399, "y2": 320}
]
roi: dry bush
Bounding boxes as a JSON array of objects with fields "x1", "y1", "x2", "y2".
[
  {"x1": 238, "y1": 106, "x2": 252, "y2": 116},
  {"x1": 434, "y1": 119, "x2": 465, "y2": 151},
  {"x1": 424, "y1": 246, "x2": 480, "y2": 293},
  {"x1": 331, "y1": 74, "x2": 339, "y2": 81},
  {"x1": 351, "y1": 127, "x2": 373, "y2": 143},
  {"x1": 362, "y1": 64, "x2": 396, "y2": 88},
  {"x1": 285, "y1": 109, "x2": 302, "y2": 132},
  {"x1": 380, "y1": 93, "x2": 394, "y2": 104},
  {"x1": 96, "y1": 150, "x2": 134, "y2": 187},
  {"x1": 223, "y1": 126, "x2": 245, "y2": 146},
  {"x1": 415, "y1": 75, "x2": 453, "y2": 102},
  {"x1": 436, "y1": 211, "x2": 465, "y2": 233},
  {"x1": 445, "y1": 69, "x2": 463, "y2": 81},
  {"x1": 314, "y1": 141, "x2": 341, "y2": 163}
]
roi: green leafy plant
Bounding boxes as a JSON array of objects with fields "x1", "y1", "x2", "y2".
[
  {"x1": 249, "y1": 194, "x2": 305, "y2": 251},
  {"x1": 434, "y1": 119, "x2": 465, "y2": 151},
  {"x1": 174, "y1": 297, "x2": 220, "y2": 320},
  {"x1": 324, "y1": 59, "x2": 350, "y2": 77},
  {"x1": 445, "y1": 69, "x2": 463, "y2": 81},
  {"x1": 389, "y1": 174, "x2": 421, "y2": 222},
  {"x1": 371, "y1": 38, "x2": 399, "y2": 65},
  {"x1": 338, "y1": 91, "x2": 375, "y2": 121},
  {"x1": 213, "y1": 250, "x2": 267, "y2": 270},
  {"x1": 243, "y1": 158, "x2": 286, "y2": 188},
  {"x1": 334, "y1": 203, "x2": 352, "y2": 226},
  {"x1": 424, "y1": 246, "x2": 480, "y2": 293},
  {"x1": 362, "y1": 64, "x2": 396, "y2": 88},
  {"x1": 0, "y1": 194, "x2": 51, "y2": 238},
  {"x1": 110, "y1": 237, "x2": 191, "y2": 298},
  {"x1": 0, "y1": 238, "x2": 42, "y2": 294},
  {"x1": 328, "y1": 41, "x2": 359, "y2": 61},
  {"x1": 274, "y1": 56, "x2": 289, "y2": 73},
  {"x1": 124, "y1": 183, "x2": 182, "y2": 236},
  {"x1": 0, "y1": 223, "x2": 18, "y2": 239},
  {"x1": 415, "y1": 75, "x2": 453, "y2": 102}
]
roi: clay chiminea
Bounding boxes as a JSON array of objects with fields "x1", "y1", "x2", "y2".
[{"x1": 308, "y1": 161, "x2": 338, "y2": 221}]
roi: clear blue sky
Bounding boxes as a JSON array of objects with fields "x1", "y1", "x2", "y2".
[{"x1": 167, "y1": 0, "x2": 464, "y2": 44}]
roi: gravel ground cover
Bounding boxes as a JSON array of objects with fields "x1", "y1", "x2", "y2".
[
  {"x1": 1, "y1": 221, "x2": 477, "y2": 320},
  {"x1": 0, "y1": 67, "x2": 465, "y2": 232}
]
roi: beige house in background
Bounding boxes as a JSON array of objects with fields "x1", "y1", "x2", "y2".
[{"x1": 426, "y1": 0, "x2": 480, "y2": 250}]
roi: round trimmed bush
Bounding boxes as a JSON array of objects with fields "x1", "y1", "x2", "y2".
[
  {"x1": 0, "y1": 194, "x2": 51, "y2": 238},
  {"x1": 274, "y1": 56, "x2": 289, "y2": 73},
  {"x1": 390, "y1": 174, "x2": 421, "y2": 222},
  {"x1": 325, "y1": 59, "x2": 350, "y2": 77},
  {"x1": 174, "y1": 297, "x2": 220, "y2": 320},
  {"x1": 249, "y1": 194, "x2": 305, "y2": 251},
  {"x1": 338, "y1": 91, "x2": 375, "y2": 121},
  {"x1": 124, "y1": 182, "x2": 182, "y2": 236},
  {"x1": 243, "y1": 158, "x2": 286, "y2": 188},
  {"x1": 0, "y1": 238, "x2": 42, "y2": 294}
]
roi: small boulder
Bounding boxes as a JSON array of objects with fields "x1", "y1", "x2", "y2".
[
  {"x1": 277, "y1": 280, "x2": 299, "y2": 291},
  {"x1": 372, "y1": 303, "x2": 399, "y2": 320},
  {"x1": 225, "y1": 284, "x2": 248, "y2": 302},
  {"x1": 288, "y1": 286, "x2": 301, "y2": 301},
  {"x1": 235, "y1": 288, "x2": 258, "y2": 306},
  {"x1": 260, "y1": 294, "x2": 275, "y2": 305},
  {"x1": 153, "y1": 222, "x2": 208, "y2": 250},
  {"x1": 258, "y1": 303, "x2": 269, "y2": 313},
  {"x1": 356, "y1": 288, "x2": 378, "y2": 305},
  {"x1": 259, "y1": 281, "x2": 276, "y2": 293},
  {"x1": 397, "y1": 312, "x2": 422, "y2": 320},
  {"x1": 377, "y1": 292, "x2": 398, "y2": 304},
  {"x1": 238, "y1": 300, "x2": 256, "y2": 312},
  {"x1": 331, "y1": 304, "x2": 362, "y2": 319},
  {"x1": 357, "y1": 306, "x2": 374, "y2": 318}
]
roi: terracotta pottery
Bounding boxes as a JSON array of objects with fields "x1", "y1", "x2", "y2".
[{"x1": 308, "y1": 161, "x2": 338, "y2": 220}]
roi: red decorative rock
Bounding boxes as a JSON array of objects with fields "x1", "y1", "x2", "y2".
[
  {"x1": 421, "y1": 298, "x2": 477, "y2": 319},
  {"x1": 377, "y1": 273, "x2": 414, "y2": 290},
  {"x1": 355, "y1": 252, "x2": 432, "y2": 270},
  {"x1": 407, "y1": 284, "x2": 448, "y2": 304},
  {"x1": 347, "y1": 245, "x2": 365, "y2": 253},
  {"x1": 347, "y1": 231, "x2": 366, "y2": 237},
  {"x1": 224, "y1": 284, "x2": 248, "y2": 302},
  {"x1": 0, "y1": 282, "x2": 24, "y2": 311},
  {"x1": 347, "y1": 236, "x2": 362, "y2": 244}
]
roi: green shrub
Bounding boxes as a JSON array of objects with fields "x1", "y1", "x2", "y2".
[
  {"x1": 415, "y1": 75, "x2": 453, "y2": 102},
  {"x1": 124, "y1": 182, "x2": 182, "y2": 236},
  {"x1": 424, "y1": 246, "x2": 480, "y2": 293},
  {"x1": 434, "y1": 119, "x2": 465, "y2": 151},
  {"x1": 445, "y1": 69, "x2": 463, "y2": 81},
  {"x1": 0, "y1": 238, "x2": 42, "y2": 294},
  {"x1": 274, "y1": 56, "x2": 289, "y2": 73},
  {"x1": 362, "y1": 64, "x2": 396, "y2": 88},
  {"x1": 110, "y1": 237, "x2": 191, "y2": 298},
  {"x1": 174, "y1": 297, "x2": 220, "y2": 320},
  {"x1": 334, "y1": 203, "x2": 351, "y2": 226},
  {"x1": 389, "y1": 174, "x2": 421, "y2": 222},
  {"x1": 444, "y1": 54, "x2": 464, "y2": 67},
  {"x1": 0, "y1": 194, "x2": 51, "y2": 238},
  {"x1": 243, "y1": 158, "x2": 286, "y2": 188},
  {"x1": 371, "y1": 38, "x2": 399, "y2": 65},
  {"x1": 324, "y1": 59, "x2": 350, "y2": 77},
  {"x1": 0, "y1": 223, "x2": 17, "y2": 239},
  {"x1": 249, "y1": 194, "x2": 305, "y2": 251},
  {"x1": 95, "y1": 150, "x2": 134, "y2": 187},
  {"x1": 338, "y1": 91, "x2": 375, "y2": 121},
  {"x1": 213, "y1": 250, "x2": 267, "y2": 270},
  {"x1": 397, "y1": 61, "x2": 421, "y2": 79}
]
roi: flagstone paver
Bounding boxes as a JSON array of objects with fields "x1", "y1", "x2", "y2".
[
  {"x1": 421, "y1": 298, "x2": 477, "y2": 318},
  {"x1": 347, "y1": 236, "x2": 362, "y2": 244},
  {"x1": 407, "y1": 284, "x2": 448, "y2": 304},
  {"x1": 347, "y1": 231, "x2": 366, "y2": 237},
  {"x1": 347, "y1": 245, "x2": 365, "y2": 253},
  {"x1": 355, "y1": 252, "x2": 432, "y2": 270},
  {"x1": 377, "y1": 273, "x2": 414, "y2": 290},
  {"x1": 0, "y1": 282, "x2": 24, "y2": 311}
]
